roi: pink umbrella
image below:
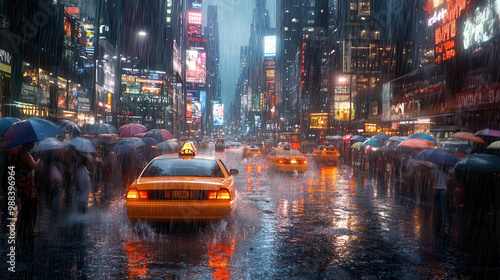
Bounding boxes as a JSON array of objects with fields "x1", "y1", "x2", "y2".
[
  {"x1": 119, "y1": 123, "x2": 147, "y2": 137},
  {"x1": 144, "y1": 129, "x2": 173, "y2": 142},
  {"x1": 133, "y1": 132, "x2": 146, "y2": 139},
  {"x1": 342, "y1": 134, "x2": 353, "y2": 141}
]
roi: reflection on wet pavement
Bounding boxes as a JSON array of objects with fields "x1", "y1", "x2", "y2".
[{"x1": 1, "y1": 148, "x2": 498, "y2": 279}]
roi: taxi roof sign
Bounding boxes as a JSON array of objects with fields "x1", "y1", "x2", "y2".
[{"x1": 179, "y1": 142, "x2": 197, "y2": 157}]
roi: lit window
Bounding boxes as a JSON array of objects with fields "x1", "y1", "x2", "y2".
[
  {"x1": 284, "y1": 26, "x2": 288, "y2": 31},
  {"x1": 350, "y1": 3, "x2": 357, "y2": 10},
  {"x1": 292, "y1": 18, "x2": 299, "y2": 22}
]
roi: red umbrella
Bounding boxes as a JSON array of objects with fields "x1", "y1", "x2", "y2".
[
  {"x1": 397, "y1": 138, "x2": 436, "y2": 150},
  {"x1": 119, "y1": 123, "x2": 147, "y2": 137}
]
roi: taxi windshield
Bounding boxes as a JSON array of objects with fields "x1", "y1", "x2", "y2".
[{"x1": 142, "y1": 158, "x2": 225, "y2": 178}]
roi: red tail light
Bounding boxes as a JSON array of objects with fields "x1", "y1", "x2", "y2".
[
  {"x1": 127, "y1": 189, "x2": 139, "y2": 199},
  {"x1": 217, "y1": 189, "x2": 231, "y2": 200},
  {"x1": 208, "y1": 190, "x2": 231, "y2": 200},
  {"x1": 127, "y1": 189, "x2": 148, "y2": 199},
  {"x1": 138, "y1": 191, "x2": 148, "y2": 199},
  {"x1": 277, "y1": 159, "x2": 287, "y2": 164}
]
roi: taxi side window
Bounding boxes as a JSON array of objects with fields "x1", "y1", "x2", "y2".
[
  {"x1": 210, "y1": 161, "x2": 225, "y2": 178},
  {"x1": 218, "y1": 160, "x2": 230, "y2": 176}
]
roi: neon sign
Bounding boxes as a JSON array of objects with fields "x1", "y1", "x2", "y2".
[
  {"x1": 428, "y1": 9, "x2": 447, "y2": 26},
  {"x1": 432, "y1": 0, "x2": 466, "y2": 63}
]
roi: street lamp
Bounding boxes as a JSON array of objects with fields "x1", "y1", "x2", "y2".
[
  {"x1": 337, "y1": 75, "x2": 352, "y2": 133},
  {"x1": 138, "y1": 31, "x2": 147, "y2": 36}
]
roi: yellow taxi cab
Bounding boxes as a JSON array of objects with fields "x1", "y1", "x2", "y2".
[
  {"x1": 126, "y1": 142, "x2": 239, "y2": 222},
  {"x1": 243, "y1": 145, "x2": 261, "y2": 158},
  {"x1": 265, "y1": 144, "x2": 308, "y2": 173},
  {"x1": 312, "y1": 145, "x2": 340, "y2": 164}
]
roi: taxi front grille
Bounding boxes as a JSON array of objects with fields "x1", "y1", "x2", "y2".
[{"x1": 145, "y1": 190, "x2": 212, "y2": 200}]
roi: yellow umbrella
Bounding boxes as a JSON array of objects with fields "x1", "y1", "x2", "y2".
[{"x1": 487, "y1": 141, "x2": 500, "y2": 149}]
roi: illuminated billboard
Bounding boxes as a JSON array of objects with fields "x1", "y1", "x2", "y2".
[
  {"x1": 431, "y1": 0, "x2": 466, "y2": 63},
  {"x1": 265, "y1": 69, "x2": 275, "y2": 83},
  {"x1": 213, "y1": 102, "x2": 224, "y2": 126},
  {"x1": 187, "y1": 11, "x2": 202, "y2": 25},
  {"x1": 200, "y1": 90, "x2": 206, "y2": 120},
  {"x1": 264, "y1": 36, "x2": 276, "y2": 57},
  {"x1": 190, "y1": 0, "x2": 202, "y2": 9},
  {"x1": 462, "y1": 1, "x2": 498, "y2": 50},
  {"x1": 334, "y1": 102, "x2": 355, "y2": 121},
  {"x1": 186, "y1": 49, "x2": 206, "y2": 84}
]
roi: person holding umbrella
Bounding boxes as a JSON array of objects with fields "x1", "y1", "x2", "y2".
[
  {"x1": 0, "y1": 118, "x2": 62, "y2": 239},
  {"x1": 16, "y1": 142, "x2": 40, "y2": 239},
  {"x1": 431, "y1": 164, "x2": 450, "y2": 238}
]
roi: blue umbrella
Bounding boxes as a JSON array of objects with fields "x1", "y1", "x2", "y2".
[
  {"x1": 409, "y1": 133, "x2": 438, "y2": 144},
  {"x1": 85, "y1": 123, "x2": 118, "y2": 135},
  {"x1": 0, "y1": 117, "x2": 20, "y2": 135},
  {"x1": 68, "y1": 137, "x2": 97, "y2": 153},
  {"x1": 454, "y1": 154, "x2": 500, "y2": 173},
  {"x1": 142, "y1": 137, "x2": 159, "y2": 147},
  {"x1": 0, "y1": 118, "x2": 62, "y2": 148},
  {"x1": 414, "y1": 148, "x2": 460, "y2": 167},
  {"x1": 31, "y1": 137, "x2": 63, "y2": 152},
  {"x1": 373, "y1": 133, "x2": 389, "y2": 140},
  {"x1": 351, "y1": 135, "x2": 366, "y2": 141},
  {"x1": 363, "y1": 139, "x2": 381, "y2": 147}
]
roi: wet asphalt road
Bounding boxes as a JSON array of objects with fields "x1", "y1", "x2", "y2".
[{"x1": 1, "y1": 147, "x2": 499, "y2": 279}]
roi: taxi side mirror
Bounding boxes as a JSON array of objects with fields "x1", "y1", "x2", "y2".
[{"x1": 230, "y1": 169, "x2": 239, "y2": 175}]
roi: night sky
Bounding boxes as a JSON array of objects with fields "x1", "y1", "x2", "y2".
[{"x1": 202, "y1": 0, "x2": 276, "y2": 108}]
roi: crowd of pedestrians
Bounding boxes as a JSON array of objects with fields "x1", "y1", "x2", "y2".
[
  {"x1": 330, "y1": 134, "x2": 500, "y2": 234},
  {"x1": 0, "y1": 134, "x2": 168, "y2": 241}
]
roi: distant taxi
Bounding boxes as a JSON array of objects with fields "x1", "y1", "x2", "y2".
[
  {"x1": 126, "y1": 142, "x2": 239, "y2": 222},
  {"x1": 312, "y1": 145, "x2": 340, "y2": 164},
  {"x1": 265, "y1": 145, "x2": 308, "y2": 173},
  {"x1": 243, "y1": 145, "x2": 261, "y2": 158}
]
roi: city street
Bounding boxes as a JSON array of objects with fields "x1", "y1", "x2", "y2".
[{"x1": 1, "y1": 147, "x2": 497, "y2": 279}]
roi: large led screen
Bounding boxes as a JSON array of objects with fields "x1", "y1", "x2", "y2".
[
  {"x1": 186, "y1": 50, "x2": 206, "y2": 84},
  {"x1": 264, "y1": 36, "x2": 276, "y2": 56},
  {"x1": 213, "y1": 103, "x2": 224, "y2": 126},
  {"x1": 187, "y1": 11, "x2": 202, "y2": 25}
]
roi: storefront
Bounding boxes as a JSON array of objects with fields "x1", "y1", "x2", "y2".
[
  {"x1": 17, "y1": 62, "x2": 52, "y2": 119},
  {"x1": 120, "y1": 72, "x2": 168, "y2": 129},
  {"x1": 0, "y1": 49, "x2": 12, "y2": 118}
]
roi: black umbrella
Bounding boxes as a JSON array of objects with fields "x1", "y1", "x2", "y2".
[
  {"x1": 85, "y1": 123, "x2": 118, "y2": 135},
  {"x1": 57, "y1": 120, "x2": 81, "y2": 138},
  {"x1": 68, "y1": 137, "x2": 97, "y2": 153},
  {"x1": 115, "y1": 137, "x2": 145, "y2": 149},
  {"x1": 31, "y1": 137, "x2": 64, "y2": 152}
]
